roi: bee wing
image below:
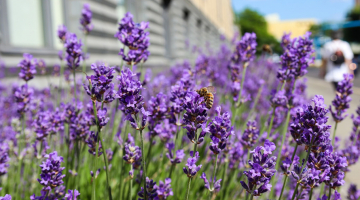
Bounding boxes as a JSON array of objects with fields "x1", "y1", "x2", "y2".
[{"x1": 206, "y1": 86, "x2": 216, "y2": 94}]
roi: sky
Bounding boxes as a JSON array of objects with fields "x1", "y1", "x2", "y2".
[{"x1": 232, "y1": 0, "x2": 354, "y2": 23}]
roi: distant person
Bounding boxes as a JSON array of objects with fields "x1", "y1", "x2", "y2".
[{"x1": 319, "y1": 30, "x2": 354, "y2": 89}]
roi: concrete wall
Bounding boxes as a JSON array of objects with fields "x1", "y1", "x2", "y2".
[{"x1": 0, "y1": 0, "x2": 230, "y2": 75}]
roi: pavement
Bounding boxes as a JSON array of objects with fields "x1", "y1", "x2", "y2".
[{"x1": 305, "y1": 69, "x2": 360, "y2": 193}]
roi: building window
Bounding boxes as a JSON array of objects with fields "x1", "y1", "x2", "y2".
[
  {"x1": 7, "y1": 0, "x2": 45, "y2": 47},
  {"x1": 183, "y1": 8, "x2": 189, "y2": 21}
]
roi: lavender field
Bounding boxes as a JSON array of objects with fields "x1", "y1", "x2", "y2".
[{"x1": 0, "y1": 3, "x2": 359, "y2": 200}]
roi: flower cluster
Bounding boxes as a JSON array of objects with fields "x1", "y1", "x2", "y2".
[
  {"x1": 290, "y1": 95, "x2": 331, "y2": 148},
  {"x1": 0, "y1": 143, "x2": 9, "y2": 176},
  {"x1": 330, "y1": 73, "x2": 353, "y2": 122},
  {"x1": 231, "y1": 32, "x2": 257, "y2": 64},
  {"x1": 84, "y1": 63, "x2": 117, "y2": 103},
  {"x1": 115, "y1": 12, "x2": 150, "y2": 65},
  {"x1": 240, "y1": 120, "x2": 260, "y2": 149},
  {"x1": 18, "y1": 53, "x2": 37, "y2": 82},
  {"x1": 123, "y1": 133, "x2": 142, "y2": 177},
  {"x1": 57, "y1": 25, "x2": 67, "y2": 42},
  {"x1": 208, "y1": 106, "x2": 233, "y2": 154},
  {"x1": 64, "y1": 33, "x2": 83, "y2": 70},
  {"x1": 85, "y1": 131, "x2": 103, "y2": 157},
  {"x1": 240, "y1": 140, "x2": 277, "y2": 196},
  {"x1": 165, "y1": 142, "x2": 185, "y2": 164},
  {"x1": 277, "y1": 32, "x2": 314, "y2": 82},
  {"x1": 37, "y1": 151, "x2": 65, "y2": 192},
  {"x1": 14, "y1": 84, "x2": 34, "y2": 115},
  {"x1": 80, "y1": 3, "x2": 93, "y2": 34},
  {"x1": 183, "y1": 151, "x2": 202, "y2": 178},
  {"x1": 200, "y1": 172, "x2": 222, "y2": 192},
  {"x1": 155, "y1": 178, "x2": 173, "y2": 199},
  {"x1": 138, "y1": 177, "x2": 158, "y2": 200}
]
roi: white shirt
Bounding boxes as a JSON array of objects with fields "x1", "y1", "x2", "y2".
[{"x1": 321, "y1": 40, "x2": 353, "y2": 82}]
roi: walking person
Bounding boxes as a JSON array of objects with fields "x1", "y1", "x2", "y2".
[{"x1": 319, "y1": 30, "x2": 355, "y2": 89}]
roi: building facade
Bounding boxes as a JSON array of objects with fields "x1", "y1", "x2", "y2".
[{"x1": 0, "y1": 0, "x2": 233, "y2": 75}]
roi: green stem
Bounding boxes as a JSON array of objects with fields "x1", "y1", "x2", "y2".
[
  {"x1": 266, "y1": 107, "x2": 276, "y2": 139},
  {"x1": 274, "y1": 109, "x2": 291, "y2": 170},
  {"x1": 246, "y1": 83, "x2": 264, "y2": 121},
  {"x1": 82, "y1": 35, "x2": 87, "y2": 81},
  {"x1": 220, "y1": 157, "x2": 229, "y2": 200},
  {"x1": 278, "y1": 144, "x2": 298, "y2": 200},
  {"x1": 309, "y1": 188, "x2": 313, "y2": 200},
  {"x1": 328, "y1": 187, "x2": 332, "y2": 200},
  {"x1": 99, "y1": 134, "x2": 113, "y2": 200},
  {"x1": 146, "y1": 137, "x2": 153, "y2": 170},
  {"x1": 291, "y1": 144, "x2": 312, "y2": 200},
  {"x1": 139, "y1": 129, "x2": 147, "y2": 200},
  {"x1": 210, "y1": 154, "x2": 219, "y2": 190},
  {"x1": 73, "y1": 69, "x2": 77, "y2": 101},
  {"x1": 238, "y1": 62, "x2": 249, "y2": 105},
  {"x1": 185, "y1": 177, "x2": 192, "y2": 200},
  {"x1": 129, "y1": 165, "x2": 133, "y2": 200},
  {"x1": 168, "y1": 164, "x2": 175, "y2": 178},
  {"x1": 291, "y1": 183, "x2": 300, "y2": 200},
  {"x1": 332, "y1": 122, "x2": 338, "y2": 147}
]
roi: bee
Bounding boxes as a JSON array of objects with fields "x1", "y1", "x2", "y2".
[
  {"x1": 196, "y1": 86, "x2": 216, "y2": 109},
  {"x1": 262, "y1": 44, "x2": 273, "y2": 55}
]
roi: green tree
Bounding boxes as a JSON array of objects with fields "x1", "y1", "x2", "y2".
[
  {"x1": 234, "y1": 8, "x2": 281, "y2": 54},
  {"x1": 344, "y1": 6, "x2": 360, "y2": 42}
]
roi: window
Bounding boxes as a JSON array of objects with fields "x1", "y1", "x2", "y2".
[
  {"x1": 51, "y1": 0, "x2": 65, "y2": 49},
  {"x1": 7, "y1": 0, "x2": 45, "y2": 47}
]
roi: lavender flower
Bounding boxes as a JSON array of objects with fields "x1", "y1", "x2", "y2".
[
  {"x1": 85, "y1": 131, "x2": 103, "y2": 157},
  {"x1": 165, "y1": 142, "x2": 185, "y2": 164},
  {"x1": 18, "y1": 53, "x2": 37, "y2": 82},
  {"x1": 232, "y1": 32, "x2": 257, "y2": 64},
  {"x1": 183, "y1": 151, "x2": 202, "y2": 178},
  {"x1": 57, "y1": 25, "x2": 67, "y2": 42},
  {"x1": 138, "y1": 177, "x2": 158, "y2": 200},
  {"x1": 14, "y1": 84, "x2": 34, "y2": 115},
  {"x1": 240, "y1": 140, "x2": 277, "y2": 196},
  {"x1": 348, "y1": 184, "x2": 360, "y2": 200},
  {"x1": 116, "y1": 68, "x2": 144, "y2": 115},
  {"x1": 38, "y1": 59, "x2": 46, "y2": 75},
  {"x1": 290, "y1": 95, "x2": 331, "y2": 148},
  {"x1": 123, "y1": 133, "x2": 142, "y2": 176},
  {"x1": 115, "y1": 12, "x2": 150, "y2": 65},
  {"x1": 84, "y1": 63, "x2": 117, "y2": 103},
  {"x1": 37, "y1": 151, "x2": 65, "y2": 192},
  {"x1": 80, "y1": 3, "x2": 93, "y2": 34},
  {"x1": 350, "y1": 106, "x2": 360, "y2": 142},
  {"x1": 270, "y1": 90, "x2": 288, "y2": 108},
  {"x1": 240, "y1": 120, "x2": 260, "y2": 149},
  {"x1": 208, "y1": 106, "x2": 233, "y2": 154},
  {"x1": 33, "y1": 111, "x2": 53, "y2": 141},
  {"x1": 155, "y1": 178, "x2": 173, "y2": 200},
  {"x1": 64, "y1": 189, "x2": 80, "y2": 200},
  {"x1": 0, "y1": 195, "x2": 11, "y2": 200},
  {"x1": 200, "y1": 172, "x2": 222, "y2": 192},
  {"x1": 64, "y1": 33, "x2": 82, "y2": 70},
  {"x1": 330, "y1": 73, "x2": 353, "y2": 123},
  {"x1": 0, "y1": 143, "x2": 9, "y2": 176}
]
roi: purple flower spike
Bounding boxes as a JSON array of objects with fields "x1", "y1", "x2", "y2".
[
  {"x1": 123, "y1": 133, "x2": 142, "y2": 164},
  {"x1": 14, "y1": 84, "x2": 34, "y2": 115},
  {"x1": 348, "y1": 184, "x2": 360, "y2": 200},
  {"x1": 37, "y1": 151, "x2": 65, "y2": 192},
  {"x1": 0, "y1": 195, "x2": 11, "y2": 200},
  {"x1": 330, "y1": 73, "x2": 353, "y2": 123},
  {"x1": 155, "y1": 178, "x2": 173, "y2": 199},
  {"x1": 84, "y1": 63, "x2": 117, "y2": 103},
  {"x1": 0, "y1": 143, "x2": 9, "y2": 176},
  {"x1": 240, "y1": 140, "x2": 276, "y2": 197},
  {"x1": 240, "y1": 120, "x2": 260, "y2": 149},
  {"x1": 290, "y1": 95, "x2": 331, "y2": 148},
  {"x1": 183, "y1": 151, "x2": 202, "y2": 178},
  {"x1": 332, "y1": 190, "x2": 341, "y2": 200},
  {"x1": 208, "y1": 106, "x2": 233, "y2": 154},
  {"x1": 165, "y1": 142, "x2": 185, "y2": 164},
  {"x1": 64, "y1": 189, "x2": 80, "y2": 200},
  {"x1": 115, "y1": 12, "x2": 150, "y2": 65},
  {"x1": 232, "y1": 32, "x2": 257, "y2": 64},
  {"x1": 138, "y1": 177, "x2": 158, "y2": 200},
  {"x1": 85, "y1": 131, "x2": 103, "y2": 157},
  {"x1": 270, "y1": 90, "x2": 288, "y2": 108},
  {"x1": 64, "y1": 33, "x2": 83, "y2": 70},
  {"x1": 116, "y1": 68, "x2": 144, "y2": 115},
  {"x1": 200, "y1": 172, "x2": 222, "y2": 192},
  {"x1": 57, "y1": 25, "x2": 67, "y2": 42},
  {"x1": 18, "y1": 53, "x2": 37, "y2": 82},
  {"x1": 80, "y1": 3, "x2": 93, "y2": 34}
]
